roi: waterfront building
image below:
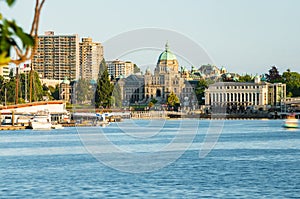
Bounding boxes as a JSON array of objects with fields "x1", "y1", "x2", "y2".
[
  {"x1": 205, "y1": 76, "x2": 286, "y2": 110},
  {"x1": 0, "y1": 64, "x2": 10, "y2": 80},
  {"x1": 268, "y1": 83, "x2": 286, "y2": 106},
  {"x1": 32, "y1": 31, "x2": 79, "y2": 81},
  {"x1": 79, "y1": 38, "x2": 103, "y2": 81},
  {"x1": 107, "y1": 60, "x2": 134, "y2": 79}
]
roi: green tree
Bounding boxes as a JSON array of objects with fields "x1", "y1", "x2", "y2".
[
  {"x1": 111, "y1": 83, "x2": 122, "y2": 108},
  {"x1": 282, "y1": 69, "x2": 300, "y2": 97},
  {"x1": 265, "y1": 66, "x2": 282, "y2": 83},
  {"x1": 49, "y1": 84, "x2": 60, "y2": 100},
  {"x1": 76, "y1": 78, "x2": 90, "y2": 104},
  {"x1": 99, "y1": 58, "x2": 107, "y2": 75},
  {"x1": 239, "y1": 74, "x2": 253, "y2": 82},
  {"x1": 195, "y1": 79, "x2": 208, "y2": 105},
  {"x1": 0, "y1": 75, "x2": 5, "y2": 103},
  {"x1": 167, "y1": 91, "x2": 180, "y2": 107},
  {"x1": 133, "y1": 64, "x2": 140, "y2": 73},
  {"x1": 95, "y1": 66, "x2": 113, "y2": 108},
  {"x1": 30, "y1": 71, "x2": 43, "y2": 101},
  {"x1": 150, "y1": 98, "x2": 158, "y2": 104},
  {"x1": 4, "y1": 77, "x2": 16, "y2": 104}
]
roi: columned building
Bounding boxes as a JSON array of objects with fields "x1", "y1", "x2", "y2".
[
  {"x1": 33, "y1": 31, "x2": 79, "y2": 81},
  {"x1": 79, "y1": 38, "x2": 103, "y2": 81},
  {"x1": 205, "y1": 77, "x2": 286, "y2": 110}
]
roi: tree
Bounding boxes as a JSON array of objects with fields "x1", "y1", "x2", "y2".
[
  {"x1": 239, "y1": 74, "x2": 253, "y2": 82},
  {"x1": 3, "y1": 77, "x2": 16, "y2": 104},
  {"x1": 99, "y1": 58, "x2": 107, "y2": 75},
  {"x1": 133, "y1": 64, "x2": 140, "y2": 73},
  {"x1": 195, "y1": 79, "x2": 208, "y2": 105},
  {"x1": 111, "y1": 83, "x2": 122, "y2": 108},
  {"x1": 150, "y1": 98, "x2": 158, "y2": 104},
  {"x1": 76, "y1": 78, "x2": 90, "y2": 104},
  {"x1": 0, "y1": 0, "x2": 46, "y2": 66},
  {"x1": 30, "y1": 71, "x2": 43, "y2": 101},
  {"x1": 49, "y1": 84, "x2": 60, "y2": 100},
  {"x1": 0, "y1": 75, "x2": 5, "y2": 103},
  {"x1": 265, "y1": 66, "x2": 282, "y2": 83},
  {"x1": 167, "y1": 91, "x2": 180, "y2": 109},
  {"x1": 95, "y1": 64, "x2": 113, "y2": 108},
  {"x1": 282, "y1": 70, "x2": 300, "y2": 97}
]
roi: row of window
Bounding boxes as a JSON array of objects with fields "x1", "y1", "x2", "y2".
[{"x1": 215, "y1": 85, "x2": 262, "y2": 90}]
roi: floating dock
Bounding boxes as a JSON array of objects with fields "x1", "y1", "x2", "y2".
[{"x1": 0, "y1": 126, "x2": 26, "y2": 130}]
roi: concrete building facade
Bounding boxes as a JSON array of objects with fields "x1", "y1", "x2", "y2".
[
  {"x1": 79, "y1": 38, "x2": 103, "y2": 81},
  {"x1": 33, "y1": 31, "x2": 79, "y2": 81},
  {"x1": 0, "y1": 65, "x2": 10, "y2": 80},
  {"x1": 107, "y1": 60, "x2": 134, "y2": 79}
]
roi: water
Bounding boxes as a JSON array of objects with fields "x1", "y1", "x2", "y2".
[{"x1": 0, "y1": 119, "x2": 300, "y2": 198}]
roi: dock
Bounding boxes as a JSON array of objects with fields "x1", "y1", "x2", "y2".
[{"x1": 0, "y1": 126, "x2": 26, "y2": 130}]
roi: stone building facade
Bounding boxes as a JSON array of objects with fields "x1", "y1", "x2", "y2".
[{"x1": 118, "y1": 43, "x2": 196, "y2": 107}]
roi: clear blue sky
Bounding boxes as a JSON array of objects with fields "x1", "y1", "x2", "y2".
[{"x1": 1, "y1": 0, "x2": 300, "y2": 74}]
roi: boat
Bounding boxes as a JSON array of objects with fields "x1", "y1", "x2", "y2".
[
  {"x1": 27, "y1": 112, "x2": 52, "y2": 130},
  {"x1": 283, "y1": 113, "x2": 298, "y2": 128},
  {"x1": 51, "y1": 124, "x2": 64, "y2": 129}
]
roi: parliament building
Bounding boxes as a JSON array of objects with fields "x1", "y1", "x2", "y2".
[{"x1": 118, "y1": 43, "x2": 196, "y2": 107}]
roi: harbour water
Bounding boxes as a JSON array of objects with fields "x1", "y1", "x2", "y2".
[{"x1": 0, "y1": 119, "x2": 299, "y2": 198}]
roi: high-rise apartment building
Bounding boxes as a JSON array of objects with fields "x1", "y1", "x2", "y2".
[
  {"x1": 107, "y1": 60, "x2": 134, "y2": 79},
  {"x1": 32, "y1": 31, "x2": 79, "y2": 81},
  {"x1": 0, "y1": 64, "x2": 10, "y2": 80},
  {"x1": 79, "y1": 38, "x2": 103, "y2": 81}
]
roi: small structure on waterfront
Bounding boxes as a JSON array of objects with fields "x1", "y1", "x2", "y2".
[{"x1": 0, "y1": 101, "x2": 70, "y2": 125}]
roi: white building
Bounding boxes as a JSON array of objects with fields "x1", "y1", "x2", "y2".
[
  {"x1": 205, "y1": 77, "x2": 286, "y2": 110},
  {"x1": 0, "y1": 64, "x2": 10, "y2": 80},
  {"x1": 107, "y1": 60, "x2": 134, "y2": 79},
  {"x1": 79, "y1": 38, "x2": 103, "y2": 81}
]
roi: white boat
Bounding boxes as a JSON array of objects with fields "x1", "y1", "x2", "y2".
[
  {"x1": 28, "y1": 114, "x2": 52, "y2": 130},
  {"x1": 51, "y1": 124, "x2": 64, "y2": 129},
  {"x1": 283, "y1": 114, "x2": 298, "y2": 128}
]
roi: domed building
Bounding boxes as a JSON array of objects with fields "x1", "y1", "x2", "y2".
[
  {"x1": 144, "y1": 42, "x2": 184, "y2": 102},
  {"x1": 154, "y1": 42, "x2": 179, "y2": 74},
  {"x1": 119, "y1": 42, "x2": 195, "y2": 107}
]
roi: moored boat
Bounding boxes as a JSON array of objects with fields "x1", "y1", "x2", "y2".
[{"x1": 27, "y1": 112, "x2": 52, "y2": 130}]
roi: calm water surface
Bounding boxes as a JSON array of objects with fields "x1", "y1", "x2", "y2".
[{"x1": 0, "y1": 119, "x2": 299, "y2": 198}]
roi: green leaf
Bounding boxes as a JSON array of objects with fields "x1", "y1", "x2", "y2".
[
  {"x1": 5, "y1": 0, "x2": 16, "y2": 6},
  {"x1": 15, "y1": 27, "x2": 34, "y2": 47}
]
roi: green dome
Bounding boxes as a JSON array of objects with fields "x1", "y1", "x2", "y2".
[
  {"x1": 62, "y1": 76, "x2": 70, "y2": 84},
  {"x1": 158, "y1": 42, "x2": 177, "y2": 62}
]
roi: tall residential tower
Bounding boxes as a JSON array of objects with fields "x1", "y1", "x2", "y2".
[
  {"x1": 79, "y1": 38, "x2": 103, "y2": 81},
  {"x1": 33, "y1": 31, "x2": 79, "y2": 81}
]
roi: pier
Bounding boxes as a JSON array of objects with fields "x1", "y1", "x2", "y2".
[{"x1": 0, "y1": 126, "x2": 26, "y2": 130}]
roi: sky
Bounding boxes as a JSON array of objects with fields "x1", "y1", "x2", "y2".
[{"x1": 1, "y1": 0, "x2": 300, "y2": 75}]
